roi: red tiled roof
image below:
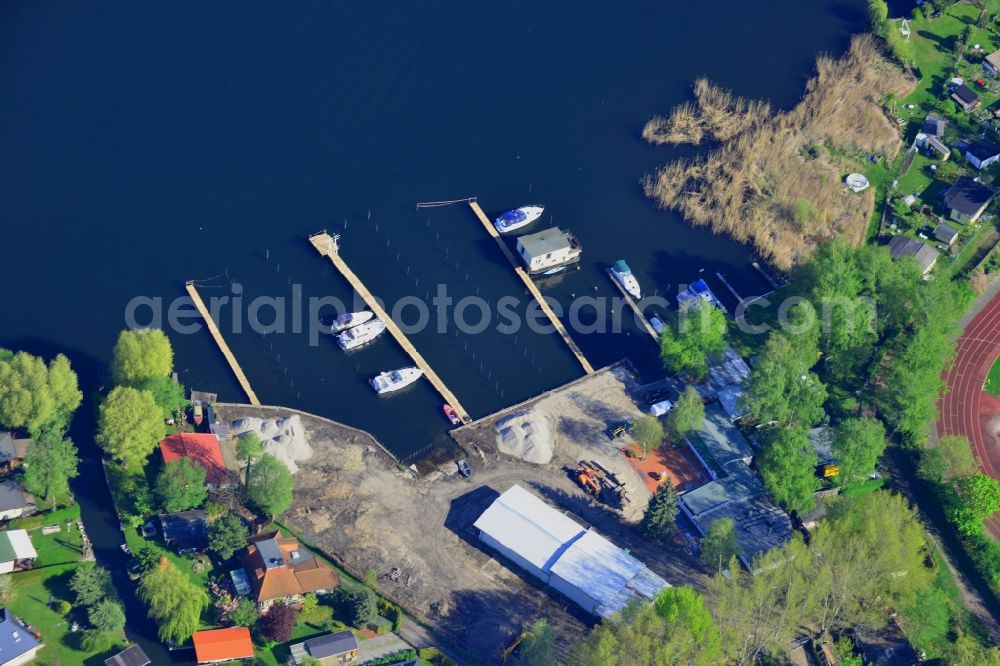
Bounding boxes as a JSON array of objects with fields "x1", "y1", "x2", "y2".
[
  {"x1": 239, "y1": 531, "x2": 340, "y2": 602},
  {"x1": 193, "y1": 627, "x2": 254, "y2": 663},
  {"x1": 159, "y1": 433, "x2": 227, "y2": 485}
]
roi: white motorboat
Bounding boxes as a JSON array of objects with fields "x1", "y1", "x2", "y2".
[
  {"x1": 494, "y1": 205, "x2": 544, "y2": 234},
  {"x1": 337, "y1": 319, "x2": 386, "y2": 351},
  {"x1": 610, "y1": 260, "x2": 641, "y2": 300},
  {"x1": 331, "y1": 310, "x2": 374, "y2": 333},
  {"x1": 370, "y1": 367, "x2": 423, "y2": 394}
]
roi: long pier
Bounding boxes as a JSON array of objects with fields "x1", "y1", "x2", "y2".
[
  {"x1": 468, "y1": 201, "x2": 595, "y2": 375},
  {"x1": 605, "y1": 269, "x2": 658, "y2": 341},
  {"x1": 185, "y1": 282, "x2": 261, "y2": 406},
  {"x1": 307, "y1": 232, "x2": 472, "y2": 423}
]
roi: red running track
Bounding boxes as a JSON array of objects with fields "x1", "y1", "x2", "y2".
[{"x1": 938, "y1": 290, "x2": 1000, "y2": 539}]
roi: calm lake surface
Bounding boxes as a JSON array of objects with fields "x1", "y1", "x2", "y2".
[{"x1": 0, "y1": 1, "x2": 866, "y2": 660}]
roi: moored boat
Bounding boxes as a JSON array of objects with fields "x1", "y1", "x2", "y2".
[
  {"x1": 610, "y1": 260, "x2": 641, "y2": 300},
  {"x1": 494, "y1": 205, "x2": 544, "y2": 234},
  {"x1": 337, "y1": 319, "x2": 386, "y2": 351},
  {"x1": 370, "y1": 367, "x2": 423, "y2": 394},
  {"x1": 192, "y1": 400, "x2": 203, "y2": 426},
  {"x1": 331, "y1": 310, "x2": 374, "y2": 333},
  {"x1": 443, "y1": 404, "x2": 461, "y2": 425},
  {"x1": 677, "y1": 278, "x2": 722, "y2": 311}
]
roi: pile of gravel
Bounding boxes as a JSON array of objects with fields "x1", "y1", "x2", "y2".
[
  {"x1": 231, "y1": 414, "x2": 313, "y2": 474},
  {"x1": 495, "y1": 410, "x2": 553, "y2": 464}
]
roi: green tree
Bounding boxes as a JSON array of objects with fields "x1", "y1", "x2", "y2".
[
  {"x1": 0, "y1": 351, "x2": 81, "y2": 435},
  {"x1": 571, "y1": 587, "x2": 721, "y2": 666},
  {"x1": 938, "y1": 435, "x2": 978, "y2": 480},
  {"x1": 658, "y1": 302, "x2": 727, "y2": 380},
  {"x1": 111, "y1": 328, "x2": 174, "y2": 385},
  {"x1": 96, "y1": 386, "x2": 166, "y2": 469},
  {"x1": 246, "y1": 453, "x2": 294, "y2": 517},
  {"x1": 237, "y1": 432, "x2": 264, "y2": 485},
  {"x1": 155, "y1": 458, "x2": 207, "y2": 512},
  {"x1": 514, "y1": 618, "x2": 556, "y2": 666},
  {"x1": 47, "y1": 353, "x2": 83, "y2": 427},
  {"x1": 349, "y1": 588, "x2": 377, "y2": 627},
  {"x1": 89, "y1": 599, "x2": 126, "y2": 634},
  {"x1": 740, "y1": 331, "x2": 826, "y2": 428},
  {"x1": 229, "y1": 598, "x2": 259, "y2": 627},
  {"x1": 868, "y1": 0, "x2": 888, "y2": 28},
  {"x1": 209, "y1": 513, "x2": 249, "y2": 560},
  {"x1": 70, "y1": 564, "x2": 117, "y2": 607},
  {"x1": 700, "y1": 518, "x2": 739, "y2": 572},
  {"x1": 667, "y1": 386, "x2": 704, "y2": 440},
  {"x1": 832, "y1": 418, "x2": 886, "y2": 487},
  {"x1": 641, "y1": 480, "x2": 679, "y2": 541},
  {"x1": 950, "y1": 474, "x2": 1000, "y2": 536},
  {"x1": 21, "y1": 428, "x2": 79, "y2": 510},
  {"x1": 632, "y1": 415, "x2": 665, "y2": 456},
  {"x1": 133, "y1": 375, "x2": 186, "y2": 419},
  {"x1": 138, "y1": 557, "x2": 208, "y2": 646},
  {"x1": 757, "y1": 426, "x2": 820, "y2": 513},
  {"x1": 80, "y1": 629, "x2": 116, "y2": 653},
  {"x1": 942, "y1": 632, "x2": 1000, "y2": 666}
]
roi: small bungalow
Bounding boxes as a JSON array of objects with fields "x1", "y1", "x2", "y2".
[
  {"x1": 922, "y1": 112, "x2": 947, "y2": 137},
  {"x1": 943, "y1": 176, "x2": 993, "y2": 224},
  {"x1": 0, "y1": 608, "x2": 41, "y2": 666},
  {"x1": 0, "y1": 482, "x2": 31, "y2": 522},
  {"x1": 934, "y1": 222, "x2": 960, "y2": 247},
  {"x1": 888, "y1": 236, "x2": 939, "y2": 275},
  {"x1": 239, "y1": 531, "x2": 340, "y2": 607},
  {"x1": 925, "y1": 135, "x2": 950, "y2": 159},
  {"x1": 104, "y1": 644, "x2": 151, "y2": 666},
  {"x1": 159, "y1": 433, "x2": 235, "y2": 489},
  {"x1": 965, "y1": 139, "x2": 1000, "y2": 170},
  {"x1": 0, "y1": 433, "x2": 29, "y2": 475},
  {"x1": 158, "y1": 510, "x2": 209, "y2": 551},
  {"x1": 951, "y1": 83, "x2": 981, "y2": 111},
  {"x1": 192, "y1": 627, "x2": 254, "y2": 664},
  {"x1": 289, "y1": 630, "x2": 360, "y2": 665},
  {"x1": 984, "y1": 49, "x2": 1000, "y2": 77},
  {"x1": 0, "y1": 530, "x2": 36, "y2": 574}
]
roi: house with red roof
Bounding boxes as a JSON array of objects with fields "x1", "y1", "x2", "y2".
[
  {"x1": 159, "y1": 433, "x2": 234, "y2": 489},
  {"x1": 238, "y1": 531, "x2": 340, "y2": 608},
  {"x1": 192, "y1": 627, "x2": 254, "y2": 664}
]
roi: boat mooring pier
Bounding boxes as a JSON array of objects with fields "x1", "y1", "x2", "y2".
[
  {"x1": 308, "y1": 231, "x2": 472, "y2": 423},
  {"x1": 185, "y1": 282, "x2": 262, "y2": 406},
  {"x1": 604, "y1": 269, "x2": 658, "y2": 341},
  {"x1": 468, "y1": 200, "x2": 595, "y2": 375}
]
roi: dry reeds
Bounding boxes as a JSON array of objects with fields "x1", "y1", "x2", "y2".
[{"x1": 643, "y1": 34, "x2": 915, "y2": 269}]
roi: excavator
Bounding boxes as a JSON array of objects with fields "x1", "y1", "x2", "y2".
[{"x1": 576, "y1": 467, "x2": 601, "y2": 496}]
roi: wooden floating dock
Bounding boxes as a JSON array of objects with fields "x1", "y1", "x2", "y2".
[
  {"x1": 468, "y1": 201, "x2": 595, "y2": 375},
  {"x1": 715, "y1": 272, "x2": 744, "y2": 303},
  {"x1": 185, "y1": 282, "x2": 261, "y2": 406},
  {"x1": 751, "y1": 261, "x2": 782, "y2": 290},
  {"x1": 307, "y1": 232, "x2": 472, "y2": 423},
  {"x1": 605, "y1": 269, "x2": 658, "y2": 342}
]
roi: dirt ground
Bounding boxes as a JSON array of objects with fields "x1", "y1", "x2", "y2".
[
  {"x1": 624, "y1": 442, "x2": 707, "y2": 495},
  {"x1": 217, "y1": 366, "x2": 708, "y2": 663}
]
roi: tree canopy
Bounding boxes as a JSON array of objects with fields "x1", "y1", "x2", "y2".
[
  {"x1": 756, "y1": 425, "x2": 819, "y2": 513},
  {"x1": 246, "y1": 453, "x2": 294, "y2": 517},
  {"x1": 667, "y1": 386, "x2": 704, "y2": 440},
  {"x1": 71, "y1": 565, "x2": 117, "y2": 607},
  {"x1": 88, "y1": 599, "x2": 126, "y2": 634},
  {"x1": 0, "y1": 350, "x2": 81, "y2": 435},
  {"x1": 21, "y1": 427, "x2": 79, "y2": 510},
  {"x1": 155, "y1": 458, "x2": 207, "y2": 512},
  {"x1": 209, "y1": 513, "x2": 249, "y2": 560},
  {"x1": 740, "y1": 330, "x2": 826, "y2": 428},
  {"x1": 632, "y1": 415, "x2": 665, "y2": 455},
  {"x1": 832, "y1": 417, "x2": 886, "y2": 487},
  {"x1": 111, "y1": 328, "x2": 174, "y2": 385},
  {"x1": 920, "y1": 435, "x2": 978, "y2": 484},
  {"x1": 257, "y1": 603, "x2": 297, "y2": 643},
  {"x1": 138, "y1": 557, "x2": 208, "y2": 645},
  {"x1": 133, "y1": 375, "x2": 186, "y2": 419},
  {"x1": 949, "y1": 474, "x2": 1000, "y2": 536},
  {"x1": 513, "y1": 618, "x2": 557, "y2": 666},
  {"x1": 641, "y1": 480, "x2": 679, "y2": 541},
  {"x1": 700, "y1": 518, "x2": 739, "y2": 572},
  {"x1": 571, "y1": 587, "x2": 721, "y2": 666},
  {"x1": 97, "y1": 386, "x2": 166, "y2": 469},
  {"x1": 658, "y1": 302, "x2": 727, "y2": 380}
]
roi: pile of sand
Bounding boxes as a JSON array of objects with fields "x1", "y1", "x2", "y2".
[
  {"x1": 495, "y1": 410, "x2": 553, "y2": 464},
  {"x1": 231, "y1": 415, "x2": 313, "y2": 474}
]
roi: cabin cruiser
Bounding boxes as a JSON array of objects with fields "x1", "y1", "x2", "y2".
[
  {"x1": 370, "y1": 367, "x2": 423, "y2": 394},
  {"x1": 337, "y1": 319, "x2": 386, "y2": 351},
  {"x1": 494, "y1": 205, "x2": 544, "y2": 234}
]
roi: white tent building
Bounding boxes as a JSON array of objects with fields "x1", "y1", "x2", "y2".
[{"x1": 473, "y1": 485, "x2": 668, "y2": 618}]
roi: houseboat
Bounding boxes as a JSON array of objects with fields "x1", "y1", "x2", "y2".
[{"x1": 515, "y1": 227, "x2": 582, "y2": 275}]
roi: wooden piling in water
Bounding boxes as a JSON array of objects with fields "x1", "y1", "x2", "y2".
[
  {"x1": 307, "y1": 232, "x2": 472, "y2": 423},
  {"x1": 468, "y1": 200, "x2": 595, "y2": 375},
  {"x1": 605, "y1": 268, "x2": 658, "y2": 341},
  {"x1": 185, "y1": 282, "x2": 261, "y2": 406}
]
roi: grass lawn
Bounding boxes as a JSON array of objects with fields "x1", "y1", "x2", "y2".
[
  {"x1": 31, "y1": 523, "x2": 85, "y2": 568},
  {"x1": 840, "y1": 477, "x2": 887, "y2": 497},
  {"x1": 896, "y1": 152, "x2": 938, "y2": 196},
  {"x1": 902, "y1": 4, "x2": 984, "y2": 113},
  {"x1": 984, "y1": 355, "x2": 1000, "y2": 397},
  {"x1": 122, "y1": 527, "x2": 214, "y2": 590}
]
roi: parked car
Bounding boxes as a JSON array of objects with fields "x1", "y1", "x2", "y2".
[{"x1": 456, "y1": 459, "x2": 472, "y2": 478}]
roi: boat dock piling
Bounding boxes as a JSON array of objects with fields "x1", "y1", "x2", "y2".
[
  {"x1": 185, "y1": 282, "x2": 261, "y2": 406},
  {"x1": 751, "y1": 261, "x2": 782, "y2": 290},
  {"x1": 307, "y1": 231, "x2": 472, "y2": 423},
  {"x1": 605, "y1": 268, "x2": 658, "y2": 341},
  {"x1": 467, "y1": 200, "x2": 595, "y2": 375}
]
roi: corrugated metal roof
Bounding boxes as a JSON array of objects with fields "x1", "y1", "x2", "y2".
[
  {"x1": 549, "y1": 531, "x2": 643, "y2": 608},
  {"x1": 473, "y1": 485, "x2": 585, "y2": 573}
]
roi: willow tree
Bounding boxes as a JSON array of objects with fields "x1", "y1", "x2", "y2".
[
  {"x1": 96, "y1": 386, "x2": 165, "y2": 469},
  {"x1": 111, "y1": 328, "x2": 174, "y2": 385},
  {"x1": 139, "y1": 557, "x2": 207, "y2": 645}
]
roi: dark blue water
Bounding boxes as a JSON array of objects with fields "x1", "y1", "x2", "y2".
[{"x1": 0, "y1": 1, "x2": 866, "y2": 660}]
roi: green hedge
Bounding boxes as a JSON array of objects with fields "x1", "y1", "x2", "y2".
[{"x1": 9, "y1": 504, "x2": 81, "y2": 530}]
